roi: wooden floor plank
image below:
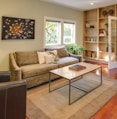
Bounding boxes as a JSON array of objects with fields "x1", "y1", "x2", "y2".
[{"x1": 91, "y1": 94, "x2": 117, "y2": 119}]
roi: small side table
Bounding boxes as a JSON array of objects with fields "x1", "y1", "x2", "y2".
[{"x1": 0, "y1": 71, "x2": 10, "y2": 82}]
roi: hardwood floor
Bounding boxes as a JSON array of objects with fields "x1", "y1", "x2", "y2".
[
  {"x1": 99, "y1": 64, "x2": 117, "y2": 79},
  {"x1": 90, "y1": 63, "x2": 117, "y2": 119}
]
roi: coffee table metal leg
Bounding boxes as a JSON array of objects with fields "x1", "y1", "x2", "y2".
[
  {"x1": 69, "y1": 67, "x2": 102, "y2": 105},
  {"x1": 49, "y1": 72, "x2": 51, "y2": 92},
  {"x1": 69, "y1": 80, "x2": 71, "y2": 105}
]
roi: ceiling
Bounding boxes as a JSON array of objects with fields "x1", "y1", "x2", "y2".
[{"x1": 40, "y1": 0, "x2": 117, "y2": 11}]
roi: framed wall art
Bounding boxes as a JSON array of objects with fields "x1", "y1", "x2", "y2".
[{"x1": 2, "y1": 16, "x2": 35, "y2": 40}]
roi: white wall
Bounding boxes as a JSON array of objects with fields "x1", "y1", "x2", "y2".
[{"x1": 0, "y1": 0, "x2": 83, "y2": 71}]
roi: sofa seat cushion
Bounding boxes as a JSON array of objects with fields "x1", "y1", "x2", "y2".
[
  {"x1": 20, "y1": 63, "x2": 58, "y2": 79},
  {"x1": 55, "y1": 57, "x2": 79, "y2": 68}
]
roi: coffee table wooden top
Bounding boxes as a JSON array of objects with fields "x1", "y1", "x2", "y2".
[{"x1": 50, "y1": 62, "x2": 101, "y2": 80}]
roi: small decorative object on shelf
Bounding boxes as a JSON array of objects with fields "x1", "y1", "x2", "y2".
[
  {"x1": 91, "y1": 38, "x2": 93, "y2": 42},
  {"x1": 105, "y1": 23, "x2": 108, "y2": 28},
  {"x1": 92, "y1": 52, "x2": 96, "y2": 58},
  {"x1": 103, "y1": 30, "x2": 107, "y2": 36},
  {"x1": 90, "y1": 25, "x2": 94, "y2": 28},
  {"x1": 99, "y1": 32, "x2": 104, "y2": 36},
  {"x1": 108, "y1": 9, "x2": 114, "y2": 15},
  {"x1": 87, "y1": 51, "x2": 92, "y2": 57},
  {"x1": 93, "y1": 37, "x2": 97, "y2": 42},
  {"x1": 86, "y1": 23, "x2": 90, "y2": 28},
  {"x1": 99, "y1": 30, "x2": 106, "y2": 36},
  {"x1": 102, "y1": 11, "x2": 108, "y2": 16}
]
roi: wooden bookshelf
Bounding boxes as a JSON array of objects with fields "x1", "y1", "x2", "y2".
[{"x1": 83, "y1": 4, "x2": 117, "y2": 63}]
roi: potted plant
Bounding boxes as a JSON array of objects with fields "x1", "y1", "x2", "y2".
[
  {"x1": 77, "y1": 45, "x2": 84, "y2": 55},
  {"x1": 66, "y1": 44, "x2": 84, "y2": 55}
]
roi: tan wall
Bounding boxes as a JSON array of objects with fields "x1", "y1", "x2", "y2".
[{"x1": 0, "y1": 0, "x2": 83, "y2": 71}]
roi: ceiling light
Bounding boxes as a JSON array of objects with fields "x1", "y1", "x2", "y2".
[{"x1": 90, "y1": 2, "x2": 94, "y2": 5}]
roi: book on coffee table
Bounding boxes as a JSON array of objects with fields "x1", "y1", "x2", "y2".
[{"x1": 69, "y1": 64, "x2": 86, "y2": 71}]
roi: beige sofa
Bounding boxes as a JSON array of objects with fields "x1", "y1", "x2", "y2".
[{"x1": 9, "y1": 47, "x2": 81, "y2": 88}]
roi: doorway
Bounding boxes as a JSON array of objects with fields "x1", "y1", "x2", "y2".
[{"x1": 108, "y1": 16, "x2": 117, "y2": 69}]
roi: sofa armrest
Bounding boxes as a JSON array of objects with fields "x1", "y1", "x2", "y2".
[
  {"x1": 9, "y1": 53, "x2": 22, "y2": 81},
  {"x1": 0, "y1": 80, "x2": 27, "y2": 119},
  {"x1": 0, "y1": 71, "x2": 10, "y2": 82},
  {"x1": 69, "y1": 53, "x2": 82, "y2": 62}
]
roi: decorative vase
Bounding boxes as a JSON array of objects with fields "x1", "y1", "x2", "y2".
[{"x1": 86, "y1": 23, "x2": 90, "y2": 28}]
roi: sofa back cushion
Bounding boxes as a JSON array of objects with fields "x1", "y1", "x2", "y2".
[
  {"x1": 15, "y1": 51, "x2": 38, "y2": 66},
  {"x1": 45, "y1": 46, "x2": 65, "y2": 51},
  {"x1": 45, "y1": 46, "x2": 69, "y2": 58},
  {"x1": 57, "y1": 48, "x2": 69, "y2": 58}
]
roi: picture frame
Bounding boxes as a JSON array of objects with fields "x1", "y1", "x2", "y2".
[{"x1": 2, "y1": 16, "x2": 35, "y2": 40}]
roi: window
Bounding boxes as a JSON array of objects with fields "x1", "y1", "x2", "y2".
[
  {"x1": 44, "y1": 17, "x2": 76, "y2": 46},
  {"x1": 45, "y1": 20, "x2": 61, "y2": 45},
  {"x1": 63, "y1": 22, "x2": 75, "y2": 44}
]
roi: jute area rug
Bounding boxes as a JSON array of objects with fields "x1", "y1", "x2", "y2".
[{"x1": 27, "y1": 73, "x2": 117, "y2": 119}]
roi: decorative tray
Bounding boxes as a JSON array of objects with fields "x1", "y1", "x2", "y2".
[{"x1": 69, "y1": 65, "x2": 86, "y2": 71}]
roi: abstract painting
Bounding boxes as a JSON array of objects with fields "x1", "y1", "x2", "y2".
[{"x1": 2, "y1": 16, "x2": 35, "y2": 40}]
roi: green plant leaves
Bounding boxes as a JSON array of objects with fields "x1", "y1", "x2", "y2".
[{"x1": 66, "y1": 44, "x2": 84, "y2": 55}]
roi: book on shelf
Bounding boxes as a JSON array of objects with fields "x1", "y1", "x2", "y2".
[{"x1": 69, "y1": 65, "x2": 86, "y2": 71}]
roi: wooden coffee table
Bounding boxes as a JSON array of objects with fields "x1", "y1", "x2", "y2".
[{"x1": 49, "y1": 62, "x2": 102, "y2": 105}]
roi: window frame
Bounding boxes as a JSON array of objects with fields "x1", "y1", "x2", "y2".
[
  {"x1": 44, "y1": 16, "x2": 76, "y2": 47},
  {"x1": 63, "y1": 22, "x2": 76, "y2": 44}
]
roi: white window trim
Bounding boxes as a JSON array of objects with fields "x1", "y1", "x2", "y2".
[{"x1": 44, "y1": 16, "x2": 76, "y2": 47}]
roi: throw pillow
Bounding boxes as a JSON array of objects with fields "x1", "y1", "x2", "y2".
[
  {"x1": 37, "y1": 52, "x2": 48, "y2": 64},
  {"x1": 57, "y1": 48, "x2": 69, "y2": 58},
  {"x1": 45, "y1": 54, "x2": 55, "y2": 64},
  {"x1": 47, "y1": 50, "x2": 59, "y2": 61}
]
